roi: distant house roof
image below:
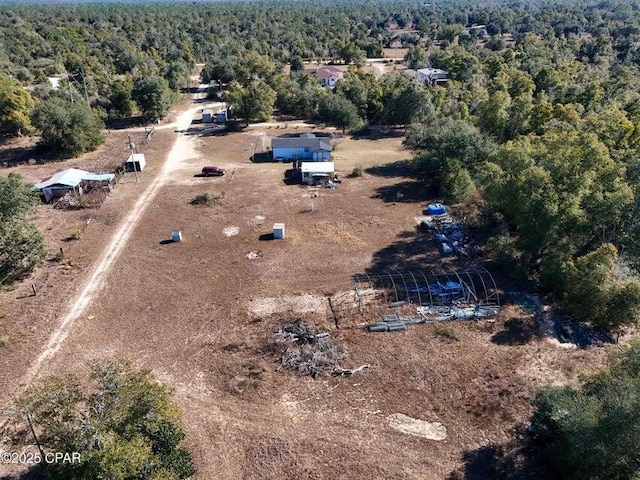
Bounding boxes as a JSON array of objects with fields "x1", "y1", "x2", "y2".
[
  {"x1": 316, "y1": 66, "x2": 344, "y2": 80},
  {"x1": 33, "y1": 168, "x2": 114, "y2": 190},
  {"x1": 300, "y1": 161, "x2": 335, "y2": 173},
  {"x1": 305, "y1": 66, "x2": 345, "y2": 81},
  {"x1": 417, "y1": 68, "x2": 448, "y2": 76},
  {"x1": 48, "y1": 77, "x2": 62, "y2": 90},
  {"x1": 272, "y1": 135, "x2": 331, "y2": 152}
]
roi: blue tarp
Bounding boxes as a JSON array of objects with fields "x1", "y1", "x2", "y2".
[
  {"x1": 423, "y1": 203, "x2": 447, "y2": 215},
  {"x1": 441, "y1": 243, "x2": 453, "y2": 255},
  {"x1": 429, "y1": 281, "x2": 462, "y2": 301}
]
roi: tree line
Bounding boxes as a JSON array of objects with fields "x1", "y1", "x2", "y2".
[
  {"x1": 1, "y1": 0, "x2": 639, "y2": 147},
  {"x1": 397, "y1": 24, "x2": 640, "y2": 333}
]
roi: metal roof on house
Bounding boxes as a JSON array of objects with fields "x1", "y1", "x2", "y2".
[
  {"x1": 33, "y1": 168, "x2": 114, "y2": 190},
  {"x1": 300, "y1": 161, "x2": 334, "y2": 173},
  {"x1": 272, "y1": 136, "x2": 331, "y2": 151},
  {"x1": 83, "y1": 172, "x2": 116, "y2": 182},
  {"x1": 417, "y1": 68, "x2": 448, "y2": 76}
]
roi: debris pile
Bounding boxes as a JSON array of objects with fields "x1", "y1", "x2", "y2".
[
  {"x1": 269, "y1": 323, "x2": 368, "y2": 377},
  {"x1": 420, "y1": 203, "x2": 480, "y2": 257},
  {"x1": 367, "y1": 305, "x2": 500, "y2": 332}
]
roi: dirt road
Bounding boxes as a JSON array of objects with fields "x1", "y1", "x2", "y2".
[{"x1": 24, "y1": 87, "x2": 217, "y2": 383}]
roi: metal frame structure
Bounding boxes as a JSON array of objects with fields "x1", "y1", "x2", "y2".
[{"x1": 352, "y1": 269, "x2": 500, "y2": 308}]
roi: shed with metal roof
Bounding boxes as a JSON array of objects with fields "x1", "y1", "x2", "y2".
[{"x1": 33, "y1": 168, "x2": 115, "y2": 203}]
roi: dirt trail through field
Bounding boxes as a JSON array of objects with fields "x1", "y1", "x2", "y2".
[{"x1": 24, "y1": 86, "x2": 216, "y2": 383}]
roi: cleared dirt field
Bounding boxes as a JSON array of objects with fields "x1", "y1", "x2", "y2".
[{"x1": 0, "y1": 99, "x2": 607, "y2": 479}]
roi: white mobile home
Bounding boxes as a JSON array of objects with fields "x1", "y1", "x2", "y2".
[
  {"x1": 416, "y1": 68, "x2": 449, "y2": 85},
  {"x1": 300, "y1": 161, "x2": 335, "y2": 184}
]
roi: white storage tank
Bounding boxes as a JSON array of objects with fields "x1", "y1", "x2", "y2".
[{"x1": 273, "y1": 223, "x2": 285, "y2": 239}]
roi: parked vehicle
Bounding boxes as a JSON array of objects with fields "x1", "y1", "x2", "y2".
[{"x1": 201, "y1": 165, "x2": 226, "y2": 176}]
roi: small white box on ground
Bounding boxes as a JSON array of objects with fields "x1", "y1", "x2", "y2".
[
  {"x1": 172, "y1": 230, "x2": 182, "y2": 242},
  {"x1": 273, "y1": 223, "x2": 285, "y2": 239}
]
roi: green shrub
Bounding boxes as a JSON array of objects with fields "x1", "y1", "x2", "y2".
[
  {"x1": 531, "y1": 339, "x2": 640, "y2": 480},
  {"x1": 190, "y1": 193, "x2": 212, "y2": 206},
  {"x1": 348, "y1": 166, "x2": 363, "y2": 178}
]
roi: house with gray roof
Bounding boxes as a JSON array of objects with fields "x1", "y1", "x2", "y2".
[{"x1": 271, "y1": 133, "x2": 332, "y2": 161}]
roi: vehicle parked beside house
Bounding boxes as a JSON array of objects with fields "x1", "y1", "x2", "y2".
[{"x1": 201, "y1": 165, "x2": 226, "y2": 176}]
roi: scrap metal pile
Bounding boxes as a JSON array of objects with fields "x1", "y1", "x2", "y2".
[
  {"x1": 367, "y1": 304, "x2": 500, "y2": 332},
  {"x1": 420, "y1": 203, "x2": 480, "y2": 257},
  {"x1": 353, "y1": 270, "x2": 501, "y2": 333}
]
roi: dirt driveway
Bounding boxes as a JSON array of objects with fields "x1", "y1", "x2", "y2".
[{"x1": 23, "y1": 87, "x2": 221, "y2": 383}]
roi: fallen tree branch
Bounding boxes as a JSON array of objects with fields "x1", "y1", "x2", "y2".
[{"x1": 333, "y1": 364, "x2": 370, "y2": 376}]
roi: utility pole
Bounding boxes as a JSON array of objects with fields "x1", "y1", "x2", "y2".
[
  {"x1": 394, "y1": 36, "x2": 398, "y2": 63},
  {"x1": 67, "y1": 75, "x2": 74, "y2": 103},
  {"x1": 80, "y1": 69, "x2": 89, "y2": 106},
  {"x1": 128, "y1": 134, "x2": 139, "y2": 183}
]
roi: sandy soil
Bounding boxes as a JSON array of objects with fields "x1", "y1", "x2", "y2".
[
  {"x1": 387, "y1": 413, "x2": 447, "y2": 441},
  {"x1": 0, "y1": 95, "x2": 608, "y2": 479},
  {"x1": 24, "y1": 86, "x2": 215, "y2": 383}
]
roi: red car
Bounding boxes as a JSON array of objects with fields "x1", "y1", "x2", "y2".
[{"x1": 202, "y1": 165, "x2": 226, "y2": 176}]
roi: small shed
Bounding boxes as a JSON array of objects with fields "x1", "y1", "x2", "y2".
[
  {"x1": 125, "y1": 153, "x2": 146, "y2": 172},
  {"x1": 273, "y1": 223, "x2": 285, "y2": 239},
  {"x1": 300, "y1": 161, "x2": 335, "y2": 184},
  {"x1": 424, "y1": 203, "x2": 447, "y2": 215},
  {"x1": 216, "y1": 109, "x2": 228, "y2": 123},
  {"x1": 202, "y1": 109, "x2": 213, "y2": 123}
]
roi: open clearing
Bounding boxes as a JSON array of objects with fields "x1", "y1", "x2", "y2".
[{"x1": 0, "y1": 94, "x2": 607, "y2": 479}]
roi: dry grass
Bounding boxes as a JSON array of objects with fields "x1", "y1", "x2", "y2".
[{"x1": 0, "y1": 119, "x2": 609, "y2": 479}]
